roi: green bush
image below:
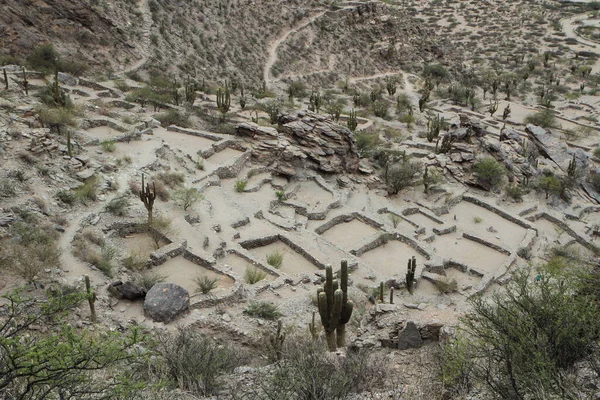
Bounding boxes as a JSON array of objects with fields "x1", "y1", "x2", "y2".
[
  {"x1": 37, "y1": 106, "x2": 77, "y2": 134},
  {"x1": 244, "y1": 301, "x2": 281, "y2": 320},
  {"x1": 244, "y1": 266, "x2": 267, "y2": 284},
  {"x1": 385, "y1": 158, "x2": 422, "y2": 195},
  {"x1": 132, "y1": 271, "x2": 165, "y2": 292},
  {"x1": 105, "y1": 196, "x2": 130, "y2": 216},
  {"x1": 155, "y1": 109, "x2": 190, "y2": 128},
  {"x1": 194, "y1": 275, "x2": 219, "y2": 294},
  {"x1": 74, "y1": 176, "x2": 99, "y2": 204},
  {"x1": 524, "y1": 109, "x2": 558, "y2": 129},
  {"x1": 55, "y1": 189, "x2": 77, "y2": 205},
  {"x1": 144, "y1": 329, "x2": 240, "y2": 396},
  {"x1": 473, "y1": 157, "x2": 505, "y2": 190},
  {"x1": 266, "y1": 250, "x2": 284, "y2": 269},
  {"x1": 260, "y1": 334, "x2": 386, "y2": 399},
  {"x1": 100, "y1": 139, "x2": 116, "y2": 152},
  {"x1": 505, "y1": 184, "x2": 526, "y2": 202},
  {"x1": 354, "y1": 132, "x2": 380, "y2": 157},
  {"x1": 27, "y1": 44, "x2": 59, "y2": 72},
  {"x1": 234, "y1": 179, "x2": 247, "y2": 192},
  {"x1": 593, "y1": 147, "x2": 600, "y2": 159},
  {"x1": 173, "y1": 187, "x2": 202, "y2": 211},
  {"x1": 461, "y1": 269, "x2": 600, "y2": 399}
]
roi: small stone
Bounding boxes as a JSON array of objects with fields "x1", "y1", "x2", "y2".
[
  {"x1": 417, "y1": 303, "x2": 427, "y2": 311},
  {"x1": 404, "y1": 303, "x2": 419, "y2": 309}
]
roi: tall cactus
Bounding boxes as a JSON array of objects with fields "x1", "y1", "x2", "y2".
[
  {"x1": 216, "y1": 84, "x2": 231, "y2": 116},
  {"x1": 347, "y1": 108, "x2": 358, "y2": 132},
  {"x1": 3, "y1": 68, "x2": 7, "y2": 90},
  {"x1": 317, "y1": 260, "x2": 353, "y2": 351},
  {"x1": 406, "y1": 256, "x2": 416, "y2": 294},
  {"x1": 568, "y1": 154, "x2": 577, "y2": 177},
  {"x1": 22, "y1": 67, "x2": 28, "y2": 95},
  {"x1": 139, "y1": 174, "x2": 156, "y2": 226}
]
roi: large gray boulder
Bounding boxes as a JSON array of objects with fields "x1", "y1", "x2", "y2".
[
  {"x1": 397, "y1": 321, "x2": 423, "y2": 350},
  {"x1": 144, "y1": 283, "x2": 190, "y2": 323}
]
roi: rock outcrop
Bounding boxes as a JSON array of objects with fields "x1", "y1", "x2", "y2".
[
  {"x1": 144, "y1": 283, "x2": 190, "y2": 323},
  {"x1": 236, "y1": 111, "x2": 359, "y2": 176}
]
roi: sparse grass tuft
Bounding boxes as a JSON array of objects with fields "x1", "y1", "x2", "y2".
[
  {"x1": 244, "y1": 266, "x2": 267, "y2": 284},
  {"x1": 100, "y1": 139, "x2": 116, "y2": 152},
  {"x1": 195, "y1": 275, "x2": 219, "y2": 294},
  {"x1": 473, "y1": 216, "x2": 483, "y2": 224},
  {"x1": 234, "y1": 179, "x2": 247, "y2": 193},
  {"x1": 74, "y1": 176, "x2": 99, "y2": 204},
  {"x1": 133, "y1": 271, "x2": 166, "y2": 292},
  {"x1": 244, "y1": 301, "x2": 281, "y2": 320},
  {"x1": 266, "y1": 250, "x2": 284, "y2": 269},
  {"x1": 105, "y1": 196, "x2": 130, "y2": 216}
]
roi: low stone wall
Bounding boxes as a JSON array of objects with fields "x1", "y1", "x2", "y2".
[
  {"x1": 462, "y1": 233, "x2": 511, "y2": 256},
  {"x1": 214, "y1": 150, "x2": 251, "y2": 179},
  {"x1": 84, "y1": 117, "x2": 129, "y2": 133},
  {"x1": 352, "y1": 232, "x2": 432, "y2": 260},
  {"x1": 462, "y1": 195, "x2": 536, "y2": 231},
  {"x1": 528, "y1": 212, "x2": 598, "y2": 253},
  {"x1": 314, "y1": 212, "x2": 383, "y2": 235},
  {"x1": 149, "y1": 241, "x2": 186, "y2": 265},
  {"x1": 167, "y1": 125, "x2": 224, "y2": 141},
  {"x1": 433, "y1": 225, "x2": 457, "y2": 236},
  {"x1": 225, "y1": 248, "x2": 280, "y2": 278}
]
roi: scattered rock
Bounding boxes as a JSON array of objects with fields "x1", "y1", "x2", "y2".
[
  {"x1": 107, "y1": 281, "x2": 145, "y2": 300},
  {"x1": 397, "y1": 321, "x2": 423, "y2": 350},
  {"x1": 144, "y1": 283, "x2": 190, "y2": 323}
]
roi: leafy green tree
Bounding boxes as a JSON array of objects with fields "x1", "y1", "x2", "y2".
[
  {"x1": 473, "y1": 157, "x2": 506, "y2": 190},
  {"x1": 0, "y1": 288, "x2": 148, "y2": 399},
  {"x1": 461, "y1": 269, "x2": 600, "y2": 400}
]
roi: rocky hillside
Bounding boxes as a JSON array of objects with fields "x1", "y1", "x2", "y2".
[{"x1": 0, "y1": 0, "x2": 145, "y2": 70}]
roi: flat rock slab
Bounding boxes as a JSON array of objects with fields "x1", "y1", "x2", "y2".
[
  {"x1": 144, "y1": 283, "x2": 190, "y2": 323},
  {"x1": 398, "y1": 321, "x2": 423, "y2": 350}
]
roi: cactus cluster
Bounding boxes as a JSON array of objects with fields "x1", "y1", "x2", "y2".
[
  {"x1": 317, "y1": 260, "x2": 353, "y2": 351},
  {"x1": 347, "y1": 108, "x2": 358, "y2": 132},
  {"x1": 568, "y1": 154, "x2": 577, "y2": 177},
  {"x1": 217, "y1": 84, "x2": 231, "y2": 116},
  {"x1": 85, "y1": 275, "x2": 97, "y2": 323},
  {"x1": 309, "y1": 91, "x2": 322, "y2": 113},
  {"x1": 269, "y1": 320, "x2": 286, "y2": 361},
  {"x1": 426, "y1": 114, "x2": 444, "y2": 143}
]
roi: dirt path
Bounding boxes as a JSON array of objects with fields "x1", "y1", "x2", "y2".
[
  {"x1": 121, "y1": 0, "x2": 152, "y2": 75},
  {"x1": 348, "y1": 71, "x2": 401, "y2": 84},
  {"x1": 263, "y1": 10, "x2": 327, "y2": 88},
  {"x1": 561, "y1": 13, "x2": 600, "y2": 74}
]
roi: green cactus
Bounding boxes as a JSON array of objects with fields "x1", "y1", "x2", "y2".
[
  {"x1": 22, "y1": 67, "x2": 28, "y2": 95},
  {"x1": 390, "y1": 287, "x2": 394, "y2": 304},
  {"x1": 269, "y1": 320, "x2": 286, "y2": 361},
  {"x1": 317, "y1": 260, "x2": 353, "y2": 351},
  {"x1": 3, "y1": 68, "x2": 7, "y2": 90},
  {"x1": 216, "y1": 84, "x2": 231, "y2": 116},
  {"x1": 489, "y1": 100, "x2": 499, "y2": 117},
  {"x1": 435, "y1": 134, "x2": 454, "y2": 154},
  {"x1": 308, "y1": 311, "x2": 318, "y2": 340},
  {"x1": 347, "y1": 108, "x2": 358, "y2": 132},
  {"x1": 85, "y1": 275, "x2": 97, "y2": 323},
  {"x1": 385, "y1": 77, "x2": 397, "y2": 96},
  {"x1": 139, "y1": 174, "x2": 156, "y2": 226},
  {"x1": 172, "y1": 80, "x2": 181, "y2": 105},
  {"x1": 67, "y1": 129, "x2": 72, "y2": 157},
  {"x1": 406, "y1": 256, "x2": 416, "y2": 294},
  {"x1": 309, "y1": 91, "x2": 322, "y2": 113},
  {"x1": 568, "y1": 154, "x2": 577, "y2": 177},
  {"x1": 184, "y1": 78, "x2": 197, "y2": 105},
  {"x1": 502, "y1": 104, "x2": 511, "y2": 121},
  {"x1": 52, "y1": 67, "x2": 69, "y2": 108},
  {"x1": 426, "y1": 114, "x2": 444, "y2": 143}
]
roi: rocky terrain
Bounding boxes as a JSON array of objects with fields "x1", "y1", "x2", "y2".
[{"x1": 1, "y1": 0, "x2": 600, "y2": 399}]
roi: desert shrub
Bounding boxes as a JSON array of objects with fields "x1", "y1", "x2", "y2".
[
  {"x1": 0, "y1": 54, "x2": 21, "y2": 66},
  {"x1": 354, "y1": 132, "x2": 380, "y2": 157},
  {"x1": 195, "y1": 275, "x2": 219, "y2": 294},
  {"x1": 473, "y1": 157, "x2": 505, "y2": 190},
  {"x1": 244, "y1": 266, "x2": 267, "y2": 284},
  {"x1": 440, "y1": 335, "x2": 474, "y2": 398},
  {"x1": 505, "y1": 184, "x2": 526, "y2": 201},
  {"x1": 259, "y1": 334, "x2": 386, "y2": 399},
  {"x1": 433, "y1": 277, "x2": 458, "y2": 294},
  {"x1": 145, "y1": 329, "x2": 240, "y2": 396},
  {"x1": 234, "y1": 179, "x2": 247, "y2": 192},
  {"x1": 27, "y1": 44, "x2": 59, "y2": 72},
  {"x1": 266, "y1": 250, "x2": 284, "y2": 269},
  {"x1": 154, "y1": 171, "x2": 185, "y2": 188},
  {"x1": 244, "y1": 301, "x2": 281, "y2": 320},
  {"x1": 132, "y1": 271, "x2": 166, "y2": 292},
  {"x1": 72, "y1": 234, "x2": 115, "y2": 278},
  {"x1": 74, "y1": 176, "x2": 99, "y2": 204},
  {"x1": 55, "y1": 189, "x2": 76, "y2": 206},
  {"x1": 461, "y1": 269, "x2": 600, "y2": 400},
  {"x1": 0, "y1": 179, "x2": 17, "y2": 198},
  {"x1": 389, "y1": 213, "x2": 402, "y2": 228},
  {"x1": 148, "y1": 215, "x2": 173, "y2": 249},
  {"x1": 122, "y1": 252, "x2": 148, "y2": 271},
  {"x1": 37, "y1": 106, "x2": 77, "y2": 134},
  {"x1": 517, "y1": 247, "x2": 532, "y2": 260},
  {"x1": 536, "y1": 170, "x2": 567, "y2": 199},
  {"x1": 0, "y1": 222, "x2": 61, "y2": 283},
  {"x1": 38, "y1": 83, "x2": 74, "y2": 109},
  {"x1": 173, "y1": 187, "x2": 202, "y2": 211},
  {"x1": 155, "y1": 109, "x2": 190, "y2": 127},
  {"x1": 385, "y1": 158, "x2": 422, "y2": 195},
  {"x1": 372, "y1": 100, "x2": 389, "y2": 118},
  {"x1": 590, "y1": 173, "x2": 600, "y2": 192},
  {"x1": 105, "y1": 196, "x2": 130, "y2": 216},
  {"x1": 100, "y1": 139, "x2": 116, "y2": 152},
  {"x1": 594, "y1": 147, "x2": 600, "y2": 159},
  {"x1": 473, "y1": 216, "x2": 483, "y2": 224},
  {"x1": 524, "y1": 109, "x2": 558, "y2": 129}
]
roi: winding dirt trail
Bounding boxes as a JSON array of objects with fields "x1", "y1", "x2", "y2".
[
  {"x1": 263, "y1": 10, "x2": 327, "y2": 88},
  {"x1": 121, "y1": 0, "x2": 153, "y2": 75},
  {"x1": 561, "y1": 13, "x2": 600, "y2": 74}
]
